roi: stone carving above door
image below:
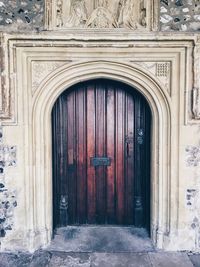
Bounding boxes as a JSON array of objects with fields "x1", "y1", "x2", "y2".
[{"x1": 45, "y1": 0, "x2": 159, "y2": 30}]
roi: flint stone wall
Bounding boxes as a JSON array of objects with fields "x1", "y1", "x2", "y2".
[{"x1": 0, "y1": 0, "x2": 200, "y2": 31}]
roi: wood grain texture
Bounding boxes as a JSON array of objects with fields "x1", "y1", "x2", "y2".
[{"x1": 52, "y1": 79, "x2": 151, "y2": 230}]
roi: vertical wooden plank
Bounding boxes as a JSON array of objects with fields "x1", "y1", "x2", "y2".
[
  {"x1": 67, "y1": 89, "x2": 77, "y2": 224},
  {"x1": 95, "y1": 81, "x2": 106, "y2": 224},
  {"x1": 52, "y1": 95, "x2": 69, "y2": 227},
  {"x1": 125, "y1": 91, "x2": 134, "y2": 224},
  {"x1": 141, "y1": 98, "x2": 151, "y2": 231},
  {"x1": 61, "y1": 94, "x2": 69, "y2": 226},
  {"x1": 87, "y1": 83, "x2": 96, "y2": 224},
  {"x1": 76, "y1": 86, "x2": 87, "y2": 224},
  {"x1": 52, "y1": 99, "x2": 60, "y2": 228},
  {"x1": 134, "y1": 95, "x2": 144, "y2": 227},
  {"x1": 106, "y1": 83, "x2": 116, "y2": 224},
  {"x1": 115, "y1": 86, "x2": 125, "y2": 224}
]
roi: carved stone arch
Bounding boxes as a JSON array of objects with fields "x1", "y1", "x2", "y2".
[{"x1": 25, "y1": 61, "x2": 177, "y2": 251}]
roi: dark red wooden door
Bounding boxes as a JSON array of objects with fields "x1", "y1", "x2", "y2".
[{"x1": 52, "y1": 79, "x2": 151, "y2": 231}]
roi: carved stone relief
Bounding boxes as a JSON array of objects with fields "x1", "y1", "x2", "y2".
[
  {"x1": 31, "y1": 61, "x2": 69, "y2": 93},
  {"x1": 133, "y1": 61, "x2": 171, "y2": 95},
  {"x1": 48, "y1": 0, "x2": 152, "y2": 30},
  {"x1": 186, "y1": 145, "x2": 200, "y2": 167}
]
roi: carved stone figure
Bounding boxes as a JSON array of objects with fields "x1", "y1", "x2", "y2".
[
  {"x1": 86, "y1": 7, "x2": 118, "y2": 28},
  {"x1": 86, "y1": 0, "x2": 118, "y2": 28},
  {"x1": 56, "y1": 0, "x2": 147, "y2": 29},
  {"x1": 118, "y1": 0, "x2": 146, "y2": 29},
  {"x1": 118, "y1": 0, "x2": 137, "y2": 29},
  {"x1": 97, "y1": 0, "x2": 108, "y2": 7},
  {"x1": 66, "y1": 0, "x2": 88, "y2": 28},
  {"x1": 56, "y1": 0, "x2": 63, "y2": 27}
]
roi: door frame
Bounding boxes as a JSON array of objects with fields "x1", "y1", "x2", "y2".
[{"x1": 29, "y1": 61, "x2": 174, "y2": 251}]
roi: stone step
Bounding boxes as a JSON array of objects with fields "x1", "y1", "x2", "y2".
[{"x1": 47, "y1": 226, "x2": 154, "y2": 253}]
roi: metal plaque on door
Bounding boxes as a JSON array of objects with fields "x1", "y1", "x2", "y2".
[{"x1": 90, "y1": 157, "x2": 111, "y2": 167}]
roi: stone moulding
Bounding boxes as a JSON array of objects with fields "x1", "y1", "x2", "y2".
[
  {"x1": 45, "y1": 0, "x2": 160, "y2": 31},
  {"x1": 0, "y1": 34, "x2": 10, "y2": 121},
  {"x1": 192, "y1": 38, "x2": 200, "y2": 120},
  {"x1": 1, "y1": 33, "x2": 196, "y2": 252},
  {"x1": 1, "y1": 33, "x2": 199, "y2": 125}
]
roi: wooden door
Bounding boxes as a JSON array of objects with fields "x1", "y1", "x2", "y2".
[{"x1": 52, "y1": 79, "x2": 151, "y2": 231}]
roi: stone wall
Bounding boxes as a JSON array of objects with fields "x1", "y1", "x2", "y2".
[
  {"x1": 160, "y1": 0, "x2": 200, "y2": 31},
  {"x1": 0, "y1": 0, "x2": 200, "y2": 31},
  {"x1": 0, "y1": 0, "x2": 44, "y2": 31}
]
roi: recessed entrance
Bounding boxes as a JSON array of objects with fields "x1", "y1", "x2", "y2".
[{"x1": 52, "y1": 79, "x2": 151, "y2": 232}]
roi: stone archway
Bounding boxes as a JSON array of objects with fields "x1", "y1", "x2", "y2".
[{"x1": 28, "y1": 61, "x2": 172, "y2": 250}]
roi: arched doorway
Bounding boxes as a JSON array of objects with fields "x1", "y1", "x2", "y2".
[{"x1": 52, "y1": 79, "x2": 151, "y2": 233}]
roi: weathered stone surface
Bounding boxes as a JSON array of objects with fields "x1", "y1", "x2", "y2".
[
  {"x1": 0, "y1": 251, "x2": 196, "y2": 267},
  {"x1": 91, "y1": 253, "x2": 151, "y2": 267},
  {"x1": 0, "y1": 0, "x2": 44, "y2": 31},
  {"x1": 189, "y1": 254, "x2": 200, "y2": 267},
  {"x1": 160, "y1": 0, "x2": 200, "y2": 31},
  {"x1": 49, "y1": 252, "x2": 91, "y2": 267},
  {"x1": 149, "y1": 252, "x2": 194, "y2": 267},
  {"x1": 29, "y1": 250, "x2": 52, "y2": 267},
  {"x1": 0, "y1": 252, "x2": 32, "y2": 267},
  {"x1": 0, "y1": 127, "x2": 17, "y2": 239}
]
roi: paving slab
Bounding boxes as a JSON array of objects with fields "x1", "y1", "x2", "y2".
[
  {"x1": 48, "y1": 252, "x2": 91, "y2": 267},
  {"x1": 0, "y1": 252, "x2": 32, "y2": 267},
  {"x1": 149, "y1": 252, "x2": 194, "y2": 267},
  {"x1": 0, "y1": 251, "x2": 196, "y2": 267},
  {"x1": 91, "y1": 252, "x2": 151, "y2": 267},
  {"x1": 189, "y1": 254, "x2": 200, "y2": 267}
]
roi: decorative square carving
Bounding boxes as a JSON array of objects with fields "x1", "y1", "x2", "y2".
[
  {"x1": 134, "y1": 61, "x2": 171, "y2": 95},
  {"x1": 156, "y1": 63, "x2": 170, "y2": 77},
  {"x1": 31, "y1": 61, "x2": 68, "y2": 94},
  {"x1": 45, "y1": 0, "x2": 159, "y2": 31}
]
